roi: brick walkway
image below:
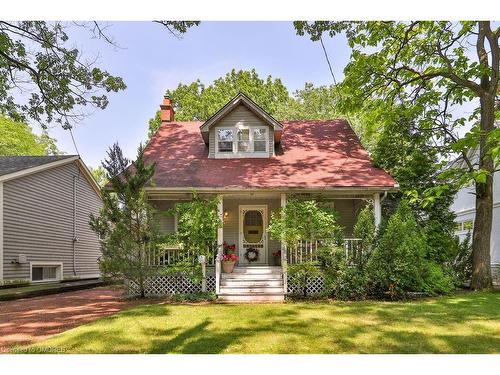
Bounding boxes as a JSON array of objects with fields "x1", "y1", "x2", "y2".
[{"x1": 0, "y1": 287, "x2": 140, "y2": 350}]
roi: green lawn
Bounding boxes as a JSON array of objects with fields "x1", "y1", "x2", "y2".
[{"x1": 25, "y1": 291, "x2": 500, "y2": 354}]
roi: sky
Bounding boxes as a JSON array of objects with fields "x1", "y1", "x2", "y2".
[{"x1": 43, "y1": 21, "x2": 351, "y2": 168}]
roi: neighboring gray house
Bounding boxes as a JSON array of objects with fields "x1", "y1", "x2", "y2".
[{"x1": 0, "y1": 155, "x2": 102, "y2": 283}]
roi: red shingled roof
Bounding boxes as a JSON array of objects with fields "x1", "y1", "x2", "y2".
[{"x1": 144, "y1": 119, "x2": 396, "y2": 189}]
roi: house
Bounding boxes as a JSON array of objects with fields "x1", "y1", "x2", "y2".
[
  {"x1": 451, "y1": 169, "x2": 500, "y2": 281},
  {"x1": 142, "y1": 93, "x2": 397, "y2": 301},
  {"x1": 0, "y1": 155, "x2": 102, "y2": 284}
]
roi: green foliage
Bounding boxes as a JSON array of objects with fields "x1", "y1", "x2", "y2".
[
  {"x1": 331, "y1": 265, "x2": 368, "y2": 301},
  {"x1": 366, "y1": 201, "x2": 427, "y2": 298},
  {"x1": 147, "y1": 71, "x2": 345, "y2": 138},
  {"x1": 353, "y1": 204, "x2": 375, "y2": 257},
  {"x1": 170, "y1": 291, "x2": 216, "y2": 303},
  {"x1": 168, "y1": 194, "x2": 221, "y2": 257},
  {"x1": 161, "y1": 260, "x2": 203, "y2": 284},
  {"x1": 452, "y1": 233, "x2": 473, "y2": 285},
  {"x1": 166, "y1": 69, "x2": 289, "y2": 121},
  {"x1": 89, "y1": 166, "x2": 108, "y2": 188},
  {"x1": 274, "y1": 83, "x2": 339, "y2": 120},
  {"x1": 0, "y1": 22, "x2": 126, "y2": 129},
  {"x1": 287, "y1": 261, "x2": 322, "y2": 297},
  {"x1": 0, "y1": 115, "x2": 59, "y2": 155},
  {"x1": 422, "y1": 263, "x2": 455, "y2": 296},
  {"x1": 89, "y1": 143, "x2": 158, "y2": 298},
  {"x1": 295, "y1": 21, "x2": 500, "y2": 289},
  {"x1": 268, "y1": 198, "x2": 340, "y2": 251}
]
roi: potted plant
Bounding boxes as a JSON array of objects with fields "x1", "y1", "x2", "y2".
[
  {"x1": 272, "y1": 250, "x2": 282, "y2": 266},
  {"x1": 222, "y1": 253, "x2": 239, "y2": 273}
]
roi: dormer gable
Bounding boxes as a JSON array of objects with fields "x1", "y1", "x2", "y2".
[{"x1": 200, "y1": 93, "x2": 283, "y2": 159}]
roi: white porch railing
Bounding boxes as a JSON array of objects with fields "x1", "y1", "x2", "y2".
[
  {"x1": 287, "y1": 238, "x2": 363, "y2": 264},
  {"x1": 147, "y1": 245, "x2": 216, "y2": 267}
]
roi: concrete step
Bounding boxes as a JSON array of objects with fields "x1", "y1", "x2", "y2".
[
  {"x1": 220, "y1": 279, "x2": 284, "y2": 287},
  {"x1": 218, "y1": 294, "x2": 285, "y2": 303},
  {"x1": 219, "y1": 286, "x2": 284, "y2": 294}
]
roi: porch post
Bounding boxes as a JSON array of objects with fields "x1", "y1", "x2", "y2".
[
  {"x1": 280, "y1": 193, "x2": 287, "y2": 295},
  {"x1": 373, "y1": 193, "x2": 381, "y2": 229},
  {"x1": 215, "y1": 195, "x2": 224, "y2": 295}
]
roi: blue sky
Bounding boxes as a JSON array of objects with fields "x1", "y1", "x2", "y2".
[{"x1": 45, "y1": 22, "x2": 351, "y2": 168}]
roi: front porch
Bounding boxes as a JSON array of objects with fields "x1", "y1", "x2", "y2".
[{"x1": 145, "y1": 190, "x2": 383, "y2": 299}]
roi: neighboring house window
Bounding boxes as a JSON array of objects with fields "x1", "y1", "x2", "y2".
[
  {"x1": 217, "y1": 128, "x2": 234, "y2": 153},
  {"x1": 455, "y1": 219, "x2": 474, "y2": 233},
  {"x1": 216, "y1": 126, "x2": 268, "y2": 156},
  {"x1": 30, "y1": 262, "x2": 63, "y2": 282}
]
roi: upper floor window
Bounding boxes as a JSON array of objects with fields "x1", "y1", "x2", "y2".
[{"x1": 216, "y1": 126, "x2": 269, "y2": 156}]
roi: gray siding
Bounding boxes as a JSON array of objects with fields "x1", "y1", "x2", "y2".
[
  {"x1": 333, "y1": 199, "x2": 366, "y2": 236},
  {"x1": 151, "y1": 200, "x2": 176, "y2": 234},
  {"x1": 208, "y1": 105, "x2": 274, "y2": 158},
  {"x1": 2, "y1": 162, "x2": 102, "y2": 281}
]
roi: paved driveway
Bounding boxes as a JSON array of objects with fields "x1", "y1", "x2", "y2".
[{"x1": 0, "y1": 287, "x2": 139, "y2": 351}]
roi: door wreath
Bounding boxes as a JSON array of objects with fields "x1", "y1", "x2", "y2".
[{"x1": 244, "y1": 247, "x2": 259, "y2": 262}]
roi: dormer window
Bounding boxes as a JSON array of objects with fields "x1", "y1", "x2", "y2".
[
  {"x1": 201, "y1": 93, "x2": 283, "y2": 159},
  {"x1": 216, "y1": 126, "x2": 268, "y2": 157}
]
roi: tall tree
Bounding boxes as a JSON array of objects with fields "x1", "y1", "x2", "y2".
[
  {"x1": 0, "y1": 21, "x2": 198, "y2": 130},
  {"x1": 0, "y1": 115, "x2": 58, "y2": 155},
  {"x1": 89, "y1": 143, "x2": 158, "y2": 298},
  {"x1": 147, "y1": 69, "x2": 290, "y2": 137},
  {"x1": 295, "y1": 21, "x2": 500, "y2": 290}
]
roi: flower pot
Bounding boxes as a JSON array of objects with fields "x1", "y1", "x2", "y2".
[{"x1": 222, "y1": 260, "x2": 236, "y2": 273}]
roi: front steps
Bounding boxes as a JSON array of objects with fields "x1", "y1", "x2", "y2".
[{"x1": 218, "y1": 266, "x2": 285, "y2": 303}]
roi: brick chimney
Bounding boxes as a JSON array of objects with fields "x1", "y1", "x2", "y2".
[{"x1": 160, "y1": 95, "x2": 175, "y2": 123}]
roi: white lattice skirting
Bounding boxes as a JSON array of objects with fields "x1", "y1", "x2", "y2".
[
  {"x1": 128, "y1": 275, "x2": 216, "y2": 296},
  {"x1": 287, "y1": 276, "x2": 326, "y2": 296}
]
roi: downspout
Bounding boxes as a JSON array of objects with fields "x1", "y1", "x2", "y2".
[{"x1": 72, "y1": 174, "x2": 79, "y2": 276}]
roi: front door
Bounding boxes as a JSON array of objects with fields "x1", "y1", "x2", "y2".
[{"x1": 239, "y1": 205, "x2": 268, "y2": 265}]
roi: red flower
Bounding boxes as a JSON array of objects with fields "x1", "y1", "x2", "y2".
[{"x1": 222, "y1": 253, "x2": 239, "y2": 262}]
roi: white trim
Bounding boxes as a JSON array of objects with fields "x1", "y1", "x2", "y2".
[
  {"x1": 29, "y1": 261, "x2": 63, "y2": 283},
  {"x1": 239, "y1": 204, "x2": 268, "y2": 265},
  {"x1": 200, "y1": 93, "x2": 283, "y2": 132},
  {"x1": 0, "y1": 181, "x2": 3, "y2": 282},
  {"x1": 215, "y1": 125, "x2": 270, "y2": 158},
  {"x1": 373, "y1": 193, "x2": 381, "y2": 228},
  {"x1": 0, "y1": 156, "x2": 79, "y2": 183}
]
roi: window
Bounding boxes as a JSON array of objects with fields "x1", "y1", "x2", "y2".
[
  {"x1": 217, "y1": 129, "x2": 234, "y2": 153},
  {"x1": 455, "y1": 219, "x2": 474, "y2": 233},
  {"x1": 253, "y1": 128, "x2": 267, "y2": 152},
  {"x1": 30, "y1": 263, "x2": 62, "y2": 282},
  {"x1": 237, "y1": 129, "x2": 250, "y2": 152},
  {"x1": 215, "y1": 126, "x2": 268, "y2": 156}
]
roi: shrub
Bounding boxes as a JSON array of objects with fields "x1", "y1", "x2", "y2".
[
  {"x1": 422, "y1": 262, "x2": 455, "y2": 295},
  {"x1": 366, "y1": 201, "x2": 427, "y2": 298},
  {"x1": 331, "y1": 264, "x2": 368, "y2": 300},
  {"x1": 171, "y1": 292, "x2": 216, "y2": 302}
]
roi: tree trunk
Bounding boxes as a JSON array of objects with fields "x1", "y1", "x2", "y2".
[{"x1": 470, "y1": 94, "x2": 494, "y2": 290}]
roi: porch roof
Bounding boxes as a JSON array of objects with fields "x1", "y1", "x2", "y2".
[{"x1": 144, "y1": 119, "x2": 397, "y2": 190}]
